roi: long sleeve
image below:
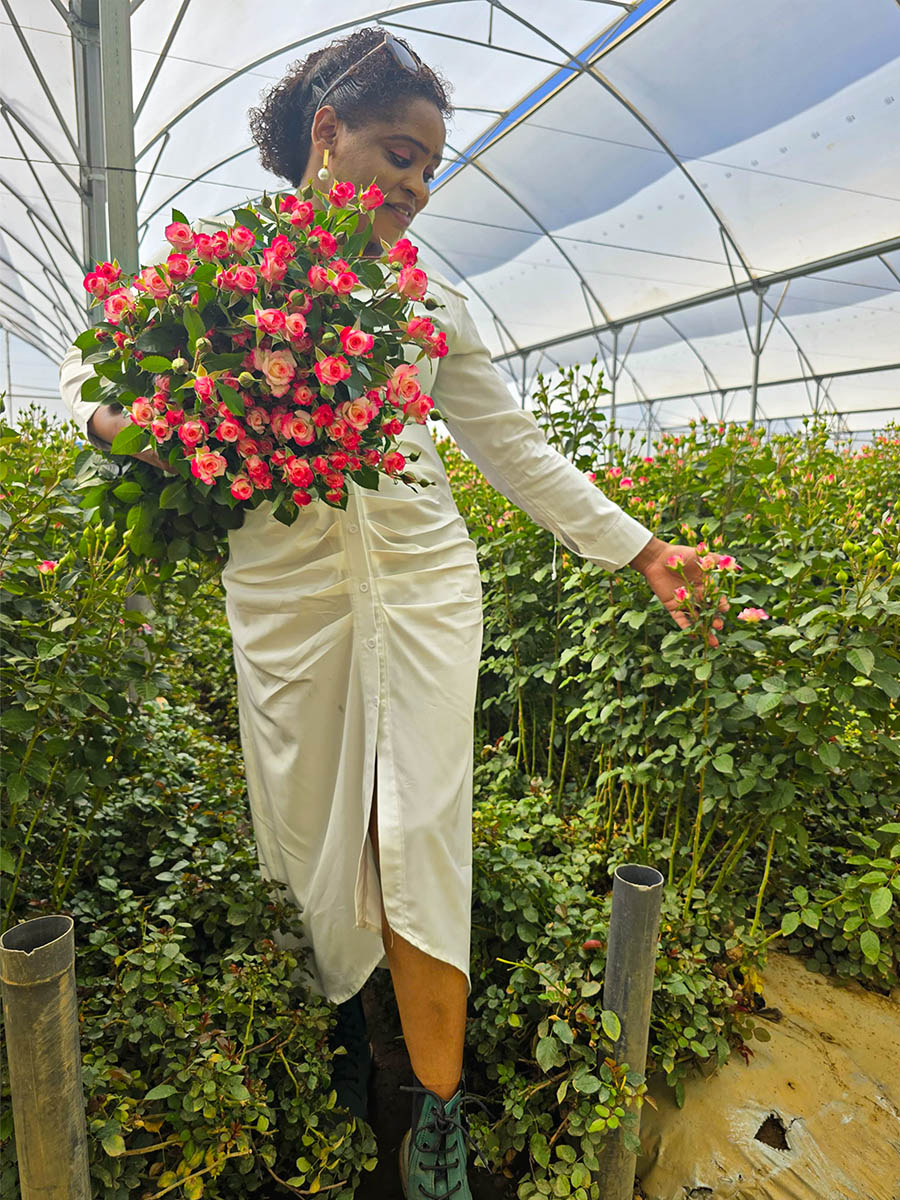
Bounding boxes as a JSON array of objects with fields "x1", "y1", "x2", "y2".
[
  {"x1": 431, "y1": 286, "x2": 654, "y2": 573},
  {"x1": 59, "y1": 342, "x2": 114, "y2": 451}
]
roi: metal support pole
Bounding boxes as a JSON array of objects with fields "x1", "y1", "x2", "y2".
[
  {"x1": 3, "y1": 326, "x2": 12, "y2": 423},
  {"x1": 99, "y1": 0, "x2": 138, "y2": 273},
  {"x1": 749, "y1": 289, "x2": 765, "y2": 426},
  {"x1": 595, "y1": 863, "x2": 664, "y2": 1200},
  {"x1": 0, "y1": 915, "x2": 91, "y2": 1199},
  {"x1": 71, "y1": 0, "x2": 107, "y2": 282},
  {"x1": 609, "y1": 325, "x2": 619, "y2": 454}
]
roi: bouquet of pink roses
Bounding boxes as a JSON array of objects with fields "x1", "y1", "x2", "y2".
[{"x1": 74, "y1": 178, "x2": 448, "y2": 569}]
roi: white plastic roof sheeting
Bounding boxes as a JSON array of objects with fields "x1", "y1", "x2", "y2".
[{"x1": 2, "y1": 0, "x2": 899, "y2": 443}]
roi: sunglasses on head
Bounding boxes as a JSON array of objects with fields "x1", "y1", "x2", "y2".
[{"x1": 314, "y1": 33, "x2": 422, "y2": 108}]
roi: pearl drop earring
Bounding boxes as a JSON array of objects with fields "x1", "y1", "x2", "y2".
[{"x1": 317, "y1": 148, "x2": 331, "y2": 183}]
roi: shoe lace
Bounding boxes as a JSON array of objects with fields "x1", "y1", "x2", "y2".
[{"x1": 399, "y1": 1081, "x2": 493, "y2": 1197}]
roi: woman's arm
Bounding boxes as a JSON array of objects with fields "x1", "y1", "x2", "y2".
[{"x1": 430, "y1": 288, "x2": 655, "y2": 573}]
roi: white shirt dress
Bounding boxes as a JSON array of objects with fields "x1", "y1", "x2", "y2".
[{"x1": 59, "y1": 257, "x2": 653, "y2": 1006}]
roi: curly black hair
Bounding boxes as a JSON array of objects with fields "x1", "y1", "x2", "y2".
[{"x1": 248, "y1": 26, "x2": 453, "y2": 186}]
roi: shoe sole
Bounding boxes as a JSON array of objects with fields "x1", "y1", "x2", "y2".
[{"x1": 399, "y1": 1128, "x2": 410, "y2": 1199}]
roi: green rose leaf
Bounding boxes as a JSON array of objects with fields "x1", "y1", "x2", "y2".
[
  {"x1": 110, "y1": 421, "x2": 147, "y2": 455},
  {"x1": 781, "y1": 911, "x2": 801, "y2": 935},
  {"x1": 870, "y1": 887, "x2": 892, "y2": 919},
  {"x1": 100, "y1": 1132, "x2": 126, "y2": 1157},
  {"x1": 144, "y1": 1083, "x2": 178, "y2": 1102},
  {"x1": 601, "y1": 1010, "x2": 621, "y2": 1042},
  {"x1": 847, "y1": 647, "x2": 874, "y2": 677},
  {"x1": 859, "y1": 929, "x2": 880, "y2": 963}
]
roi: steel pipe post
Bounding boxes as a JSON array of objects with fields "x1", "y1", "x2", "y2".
[
  {"x1": 595, "y1": 863, "x2": 664, "y2": 1200},
  {"x1": 0, "y1": 915, "x2": 91, "y2": 1198}
]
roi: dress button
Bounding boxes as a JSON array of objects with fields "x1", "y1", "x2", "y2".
[
  {"x1": 367, "y1": 637, "x2": 376, "y2": 649},
  {"x1": 359, "y1": 582, "x2": 369, "y2": 592},
  {"x1": 348, "y1": 523, "x2": 359, "y2": 533}
]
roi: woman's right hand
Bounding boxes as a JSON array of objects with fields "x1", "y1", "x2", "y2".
[{"x1": 88, "y1": 405, "x2": 178, "y2": 474}]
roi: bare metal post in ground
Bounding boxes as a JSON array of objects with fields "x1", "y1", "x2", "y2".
[
  {"x1": 595, "y1": 863, "x2": 664, "y2": 1200},
  {"x1": 0, "y1": 915, "x2": 91, "y2": 1198}
]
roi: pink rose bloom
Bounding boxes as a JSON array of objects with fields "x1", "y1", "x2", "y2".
[
  {"x1": 323, "y1": 470, "x2": 345, "y2": 491},
  {"x1": 150, "y1": 418, "x2": 173, "y2": 442},
  {"x1": 103, "y1": 288, "x2": 136, "y2": 324},
  {"x1": 381, "y1": 416, "x2": 404, "y2": 437},
  {"x1": 396, "y1": 265, "x2": 428, "y2": 299},
  {"x1": 193, "y1": 375, "x2": 215, "y2": 402},
  {"x1": 285, "y1": 456, "x2": 315, "y2": 487},
  {"x1": 309, "y1": 226, "x2": 338, "y2": 257},
  {"x1": 383, "y1": 450, "x2": 406, "y2": 476},
  {"x1": 288, "y1": 201, "x2": 315, "y2": 228},
  {"x1": 314, "y1": 355, "x2": 352, "y2": 386},
  {"x1": 619, "y1": 477, "x2": 634, "y2": 488},
  {"x1": 230, "y1": 475, "x2": 254, "y2": 500},
  {"x1": 191, "y1": 449, "x2": 228, "y2": 485},
  {"x1": 236, "y1": 436, "x2": 260, "y2": 458},
  {"x1": 389, "y1": 362, "x2": 421, "y2": 403},
  {"x1": 165, "y1": 221, "x2": 193, "y2": 249},
  {"x1": 245, "y1": 406, "x2": 269, "y2": 433},
  {"x1": 363, "y1": 447, "x2": 381, "y2": 468},
  {"x1": 214, "y1": 417, "x2": 244, "y2": 442},
  {"x1": 329, "y1": 451, "x2": 349, "y2": 470},
  {"x1": 403, "y1": 393, "x2": 434, "y2": 424},
  {"x1": 166, "y1": 253, "x2": 195, "y2": 279},
  {"x1": 95, "y1": 261, "x2": 122, "y2": 284},
  {"x1": 215, "y1": 267, "x2": 238, "y2": 291},
  {"x1": 164, "y1": 407, "x2": 184, "y2": 426},
  {"x1": 232, "y1": 265, "x2": 258, "y2": 293},
  {"x1": 83, "y1": 271, "x2": 110, "y2": 298},
  {"x1": 285, "y1": 312, "x2": 307, "y2": 340},
  {"x1": 257, "y1": 308, "x2": 287, "y2": 335},
  {"x1": 37, "y1": 559, "x2": 58, "y2": 573},
  {"x1": 293, "y1": 488, "x2": 313, "y2": 506},
  {"x1": 193, "y1": 233, "x2": 218, "y2": 261},
  {"x1": 388, "y1": 238, "x2": 418, "y2": 268},
  {"x1": 608, "y1": 465, "x2": 623, "y2": 478},
  {"x1": 270, "y1": 234, "x2": 297, "y2": 262},
  {"x1": 130, "y1": 396, "x2": 154, "y2": 426},
  {"x1": 426, "y1": 330, "x2": 448, "y2": 358},
  {"x1": 331, "y1": 270, "x2": 359, "y2": 295},
  {"x1": 340, "y1": 397, "x2": 374, "y2": 431},
  {"x1": 666, "y1": 553, "x2": 685, "y2": 569},
  {"x1": 285, "y1": 412, "x2": 316, "y2": 445},
  {"x1": 328, "y1": 180, "x2": 356, "y2": 208},
  {"x1": 585, "y1": 471, "x2": 596, "y2": 483},
  {"x1": 717, "y1": 554, "x2": 740, "y2": 571},
  {"x1": 230, "y1": 225, "x2": 256, "y2": 254},
  {"x1": 673, "y1": 585, "x2": 689, "y2": 603},
  {"x1": 406, "y1": 316, "x2": 435, "y2": 340},
  {"x1": 699, "y1": 554, "x2": 719, "y2": 571},
  {"x1": 251, "y1": 346, "x2": 296, "y2": 397},
  {"x1": 287, "y1": 289, "x2": 313, "y2": 314},
  {"x1": 292, "y1": 385, "x2": 315, "y2": 407},
  {"x1": 359, "y1": 184, "x2": 385, "y2": 210},
  {"x1": 260, "y1": 249, "x2": 287, "y2": 284},
  {"x1": 339, "y1": 326, "x2": 375, "y2": 356},
  {"x1": 737, "y1": 607, "x2": 770, "y2": 623},
  {"x1": 135, "y1": 266, "x2": 171, "y2": 298},
  {"x1": 307, "y1": 264, "x2": 330, "y2": 291},
  {"x1": 177, "y1": 419, "x2": 208, "y2": 449},
  {"x1": 312, "y1": 403, "x2": 335, "y2": 428}
]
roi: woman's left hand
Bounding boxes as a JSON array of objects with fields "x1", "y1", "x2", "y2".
[{"x1": 628, "y1": 535, "x2": 729, "y2": 648}]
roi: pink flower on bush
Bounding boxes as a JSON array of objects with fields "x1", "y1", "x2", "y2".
[
  {"x1": 232, "y1": 265, "x2": 257, "y2": 293},
  {"x1": 309, "y1": 226, "x2": 338, "y2": 257},
  {"x1": 130, "y1": 396, "x2": 154, "y2": 426},
  {"x1": 257, "y1": 308, "x2": 286, "y2": 335},
  {"x1": 388, "y1": 238, "x2": 418, "y2": 268},
  {"x1": 666, "y1": 553, "x2": 685, "y2": 569},
  {"x1": 270, "y1": 234, "x2": 297, "y2": 262},
  {"x1": 312, "y1": 404, "x2": 334, "y2": 428},
  {"x1": 191, "y1": 448, "x2": 228, "y2": 485},
  {"x1": 284, "y1": 411, "x2": 316, "y2": 445},
  {"x1": 716, "y1": 554, "x2": 739, "y2": 571},
  {"x1": 585, "y1": 471, "x2": 596, "y2": 482},
  {"x1": 230, "y1": 475, "x2": 254, "y2": 500},
  {"x1": 608, "y1": 466, "x2": 623, "y2": 478},
  {"x1": 214, "y1": 417, "x2": 244, "y2": 442},
  {"x1": 307, "y1": 265, "x2": 330, "y2": 291},
  {"x1": 285, "y1": 456, "x2": 315, "y2": 487},
  {"x1": 673, "y1": 585, "x2": 690, "y2": 603},
  {"x1": 285, "y1": 312, "x2": 307, "y2": 341},
  {"x1": 328, "y1": 181, "x2": 356, "y2": 208},
  {"x1": 177, "y1": 419, "x2": 208, "y2": 449},
  {"x1": 230, "y1": 225, "x2": 256, "y2": 254},
  {"x1": 151, "y1": 418, "x2": 172, "y2": 441},
  {"x1": 737, "y1": 607, "x2": 770, "y2": 623},
  {"x1": 331, "y1": 270, "x2": 359, "y2": 295},
  {"x1": 135, "y1": 266, "x2": 171, "y2": 298},
  {"x1": 193, "y1": 375, "x2": 215, "y2": 402},
  {"x1": 619, "y1": 477, "x2": 634, "y2": 488},
  {"x1": 83, "y1": 272, "x2": 111, "y2": 298},
  {"x1": 293, "y1": 488, "x2": 313, "y2": 506},
  {"x1": 104, "y1": 288, "x2": 136, "y2": 323},
  {"x1": 396, "y1": 265, "x2": 428, "y2": 299},
  {"x1": 642, "y1": 456, "x2": 654, "y2": 464},
  {"x1": 251, "y1": 347, "x2": 296, "y2": 397},
  {"x1": 403, "y1": 393, "x2": 434, "y2": 423},
  {"x1": 314, "y1": 355, "x2": 352, "y2": 387},
  {"x1": 166, "y1": 253, "x2": 195, "y2": 280},
  {"x1": 339, "y1": 397, "x2": 375, "y2": 431},
  {"x1": 165, "y1": 221, "x2": 193, "y2": 249},
  {"x1": 339, "y1": 326, "x2": 375, "y2": 356},
  {"x1": 359, "y1": 184, "x2": 385, "y2": 210},
  {"x1": 37, "y1": 560, "x2": 58, "y2": 573},
  {"x1": 260, "y1": 249, "x2": 288, "y2": 284},
  {"x1": 383, "y1": 451, "x2": 406, "y2": 476},
  {"x1": 389, "y1": 362, "x2": 421, "y2": 403}
]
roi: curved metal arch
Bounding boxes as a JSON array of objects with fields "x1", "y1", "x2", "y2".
[
  {"x1": 0, "y1": 316, "x2": 64, "y2": 364},
  {"x1": 0, "y1": 99, "x2": 81, "y2": 195},
  {"x1": 484, "y1": 1, "x2": 755, "y2": 281},
  {"x1": 1, "y1": 176, "x2": 84, "y2": 274},
  {"x1": 1, "y1": 117, "x2": 82, "y2": 267},
  {"x1": 0, "y1": 296, "x2": 67, "y2": 357},
  {"x1": 137, "y1": 146, "x2": 257, "y2": 241},
  {"x1": 0, "y1": 222, "x2": 83, "y2": 310},
  {"x1": 134, "y1": 0, "x2": 482, "y2": 164},
  {"x1": 0, "y1": 258, "x2": 80, "y2": 339}
]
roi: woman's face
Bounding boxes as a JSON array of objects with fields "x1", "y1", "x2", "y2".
[{"x1": 308, "y1": 97, "x2": 446, "y2": 248}]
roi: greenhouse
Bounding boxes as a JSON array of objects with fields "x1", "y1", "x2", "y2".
[{"x1": 1, "y1": 2, "x2": 899, "y2": 1199}]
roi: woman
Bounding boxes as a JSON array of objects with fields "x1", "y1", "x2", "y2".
[{"x1": 60, "y1": 26, "x2": 727, "y2": 1198}]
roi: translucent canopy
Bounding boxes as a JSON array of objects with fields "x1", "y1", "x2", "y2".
[{"x1": 3, "y1": 0, "x2": 899, "y2": 444}]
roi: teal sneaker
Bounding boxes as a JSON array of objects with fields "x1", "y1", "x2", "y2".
[
  {"x1": 327, "y1": 990, "x2": 374, "y2": 1123},
  {"x1": 398, "y1": 1072, "x2": 490, "y2": 1199}
]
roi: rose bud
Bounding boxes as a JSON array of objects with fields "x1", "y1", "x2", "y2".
[
  {"x1": 581, "y1": 940, "x2": 604, "y2": 951},
  {"x1": 259, "y1": 194, "x2": 273, "y2": 209},
  {"x1": 424, "y1": 297, "x2": 440, "y2": 310},
  {"x1": 107, "y1": 348, "x2": 118, "y2": 359},
  {"x1": 320, "y1": 330, "x2": 338, "y2": 348},
  {"x1": 194, "y1": 337, "x2": 212, "y2": 354},
  {"x1": 171, "y1": 356, "x2": 189, "y2": 373},
  {"x1": 238, "y1": 371, "x2": 255, "y2": 388}
]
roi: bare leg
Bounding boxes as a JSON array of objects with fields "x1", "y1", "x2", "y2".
[{"x1": 368, "y1": 764, "x2": 467, "y2": 1103}]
